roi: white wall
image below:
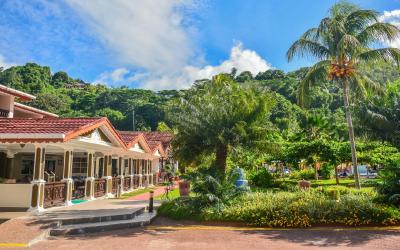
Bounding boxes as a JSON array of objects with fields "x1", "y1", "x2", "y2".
[
  {"x1": 0, "y1": 184, "x2": 31, "y2": 208},
  {"x1": 152, "y1": 159, "x2": 160, "y2": 173}
]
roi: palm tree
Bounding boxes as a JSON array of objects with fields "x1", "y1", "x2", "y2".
[
  {"x1": 170, "y1": 74, "x2": 275, "y2": 178},
  {"x1": 287, "y1": 1, "x2": 400, "y2": 189}
]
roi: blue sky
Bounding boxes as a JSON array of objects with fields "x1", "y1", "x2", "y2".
[{"x1": 0, "y1": 0, "x2": 399, "y2": 89}]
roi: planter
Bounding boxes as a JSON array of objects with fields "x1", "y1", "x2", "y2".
[{"x1": 179, "y1": 181, "x2": 190, "y2": 197}]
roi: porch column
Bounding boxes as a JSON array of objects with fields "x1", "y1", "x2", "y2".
[
  {"x1": 85, "y1": 152, "x2": 95, "y2": 200},
  {"x1": 5, "y1": 151, "x2": 16, "y2": 179},
  {"x1": 30, "y1": 145, "x2": 46, "y2": 212},
  {"x1": 139, "y1": 159, "x2": 143, "y2": 188},
  {"x1": 62, "y1": 149, "x2": 73, "y2": 206},
  {"x1": 145, "y1": 160, "x2": 149, "y2": 187},
  {"x1": 129, "y1": 158, "x2": 134, "y2": 191},
  {"x1": 103, "y1": 155, "x2": 113, "y2": 197},
  {"x1": 118, "y1": 156, "x2": 124, "y2": 192},
  {"x1": 149, "y1": 160, "x2": 153, "y2": 186}
]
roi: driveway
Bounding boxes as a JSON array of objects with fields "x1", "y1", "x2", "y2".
[{"x1": 30, "y1": 217, "x2": 400, "y2": 250}]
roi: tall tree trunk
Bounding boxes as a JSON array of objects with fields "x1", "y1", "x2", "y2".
[
  {"x1": 216, "y1": 143, "x2": 228, "y2": 179},
  {"x1": 335, "y1": 165, "x2": 339, "y2": 185},
  {"x1": 342, "y1": 80, "x2": 361, "y2": 189}
]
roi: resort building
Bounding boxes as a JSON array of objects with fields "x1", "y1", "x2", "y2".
[{"x1": 0, "y1": 84, "x2": 173, "y2": 212}]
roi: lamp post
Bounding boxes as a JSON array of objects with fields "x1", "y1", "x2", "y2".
[{"x1": 149, "y1": 190, "x2": 154, "y2": 213}]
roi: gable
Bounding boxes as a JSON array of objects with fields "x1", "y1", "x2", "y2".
[{"x1": 76, "y1": 126, "x2": 121, "y2": 147}]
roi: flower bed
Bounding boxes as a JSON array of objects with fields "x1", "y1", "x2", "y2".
[{"x1": 158, "y1": 190, "x2": 400, "y2": 228}]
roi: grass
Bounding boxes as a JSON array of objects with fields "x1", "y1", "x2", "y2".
[
  {"x1": 155, "y1": 187, "x2": 180, "y2": 200},
  {"x1": 120, "y1": 187, "x2": 155, "y2": 199}
]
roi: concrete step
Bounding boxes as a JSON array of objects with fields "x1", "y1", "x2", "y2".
[
  {"x1": 58, "y1": 207, "x2": 146, "y2": 226},
  {"x1": 50, "y1": 211, "x2": 157, "y2": 236}
]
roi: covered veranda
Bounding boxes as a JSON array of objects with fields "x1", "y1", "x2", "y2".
[{"x1": 0, "y1": 118, "x2": 160, "y2": 212}]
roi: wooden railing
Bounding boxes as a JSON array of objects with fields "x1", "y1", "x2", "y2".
[
  {"x1": 94, "y1": 178, "x2": 106, "y2": 198},
  {"x1": 112, "y1": 177, "x2": 121, "y2": 194},
  {"x1": 153, "y1": 174, "x2": 157, "y2": 185},
  {"x1": 133, "y1": 176, "x2": 139, "y2": 188},
  {"x1": 44, "y1": 181, "x2": 66, "y2": 208},
  {"x1": 124, "y1": 176, "x2": 131, "y2": 191},
  {"x1": 73, "y1": 180, "x2": 85, "y2": 199},
  {"x1": 0, "y1": 108, "x2": 9, "y2": 118}
]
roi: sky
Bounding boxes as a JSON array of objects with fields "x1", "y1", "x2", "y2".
[{"x1": 0, "y1": 0, "x2": 399, "y2": 90}]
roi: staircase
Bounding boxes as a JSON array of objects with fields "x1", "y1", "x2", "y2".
[{"x1": 49, "y1": 207, "x2": 157, "y2": 236}]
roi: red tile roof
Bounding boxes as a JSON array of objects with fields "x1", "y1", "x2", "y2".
[
  {"x1": 118, "y1": 131, "x2": 151, "y2": 153},
  {"x1": 0, "y1": 117, "x2": 125, "y2": 147},
  {"x1": 143, "y1": 132, "x2": 174, "y2": 150},
  {"x1": 118, "y1": 131, "x2": 143, "y2": 145}
]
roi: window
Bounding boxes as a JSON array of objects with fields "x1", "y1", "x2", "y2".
[
  {"x1": 72, "y1": 157, "x2": 87, "y2": 174},
  {"x1": 45, "y1": 160, "x2": 56, "y2": 173},
  {"x1": 21, "y1": 160, "x2": 34, "y2": 175},
  {"x1": 124, "y1": 160, "x2": 129, "y2": 175}
]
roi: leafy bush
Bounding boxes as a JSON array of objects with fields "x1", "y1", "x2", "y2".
[
  {"x1": 377, "y1": 160, "x2": 400, "y2": 207},
  {"x1": 159, "y1": 190, "x2": 400, "y2": 227},
  {"x1": 248, "y1": 167, "x2": 274, "y2": 187},
  {"x1": 320, "y1": 163, "x2": 334, "y2": 179},
  {"x1": 173, "y1": 170, "x2": 248, "y2": 213},
  {"x1": 289, "y1": 169, "x2": 315, "y2": 180}
]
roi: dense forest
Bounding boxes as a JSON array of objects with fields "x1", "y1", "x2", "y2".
[{"x1": 1, "y1": 62, "x2": 399, "y2": 139}]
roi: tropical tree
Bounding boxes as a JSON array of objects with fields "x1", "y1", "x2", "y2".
[
  {"x1": 170, "y1": 74, "x2": 275, "y2": 178},
  {"x1": 287, "y1": 1, "x2": 400, "y2": 188}
]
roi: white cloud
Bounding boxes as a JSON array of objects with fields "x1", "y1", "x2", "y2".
[
  {"x1": 97, "y1": 43, "x2": 272, "y2": 89},
  {"x1": 379, "y1": 9, "x2": 400, "y2": 48},
  {"x1": 183, "y1": 43, "x2": 271, "y2": 83},
  {"x1": 0, "y1": 54, "x2": 15, "y2": 69},
  {"x1": 66, "y1": 0, "x2": 196, "y2": 73},
  {"x1": 66, "y1": 1, "x2": 272, "y2": 89}
]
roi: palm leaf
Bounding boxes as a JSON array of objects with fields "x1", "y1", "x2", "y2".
[
  {"x1": 344, "y1": 9, "x2": 379, "y2": 34},
  {"x1": 297, "y1": 60, "x2": 330, "y2": 107},
  {"x1": 337, "y1": 34, "x2": 362, "y2": 56},
  {"x1": 358, "y1": 48, "x2": 400, "y2": 66},
  {"x1": 357, "y1": 22, "x2": 400, "y2": 45},
  {"x1": 287, "y1": 39, "x2": 330, "y2": 61}
]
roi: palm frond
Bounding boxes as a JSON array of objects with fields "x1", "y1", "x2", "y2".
[
  {"x1": 317, "y1": 17, "x2": 331, "y2": 37},
  {"x1": 344, "y1": 9, "x2": 379, "y2": 34},
  {"x1": 287, "y1": 39, "x2": 330, "y2": 62},
  {"x1": 358, "y1": 48, "x2": 400, "y2": 66},
  {"x1": 357, "y1": 22, "x2": 400, "y2": 45},
  {"x1": 297, "y1": 60, "x2": 330, "y2": 107},
  {"x1": 337, "y1": 34, "x2": 362, "y2": 56},
  {"x1": 301, "y1": 27, "x2": 319, "y2": 40},
  {"x1": 351, "y1": 72, "x2": 384, "y2": 99}
]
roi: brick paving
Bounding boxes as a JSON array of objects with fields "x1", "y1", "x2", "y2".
[
  {"x1": 128, "y1": 184, "x2": 177, "y2": 201},
  {"x1": 31, "y1": 217, "x2": 400, "y2": 250}
]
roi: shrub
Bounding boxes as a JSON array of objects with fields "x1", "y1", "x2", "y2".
[
  {"x1": 159, "y1": 190, "x2": 400, "y2": 227},
  {"x1": 377, "y1": 160, "x2": 400, "y2": 207},
  {"x1": 248, "y1": 167, "x2": 274, "y2": 188},
  {"x1": 320, "y1": 163, "x2": 334, "y2": 179},
  {"x1": 289, "y1": 169, "x2": 315, "y2": 180}
]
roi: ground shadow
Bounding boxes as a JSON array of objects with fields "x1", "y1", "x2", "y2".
[{"x1": 239, "y1": 228, "x2": 400, "y2": 247}]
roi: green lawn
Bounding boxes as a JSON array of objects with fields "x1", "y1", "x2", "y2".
[
  {"x1": 155, "y1": 187, "x2": 180, "y2": 201},
  {"x1": 119, "y1": 187, "x2": 155, "y2": 199}
]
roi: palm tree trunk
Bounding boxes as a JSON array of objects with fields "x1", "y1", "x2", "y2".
[
  {"x1": 216, "y1": 143, "x2": 228, "y2": 178},
  {"x1": 342, "y1": 79, "x2": 361, "y2": 189},
  {"x1": 335, "y1": 165, "x2": 339, "y2": 185}
]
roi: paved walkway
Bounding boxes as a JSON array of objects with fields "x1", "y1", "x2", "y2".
[
  {"x1": 0, "y1": 189, "x2": 163, "y2": 247},
  {"x1": 30, "y1": 217, "x2": 400, "y2": 250},
  {"x1": 127, "y1": 184, "x2": 177, "y2": 201}
]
